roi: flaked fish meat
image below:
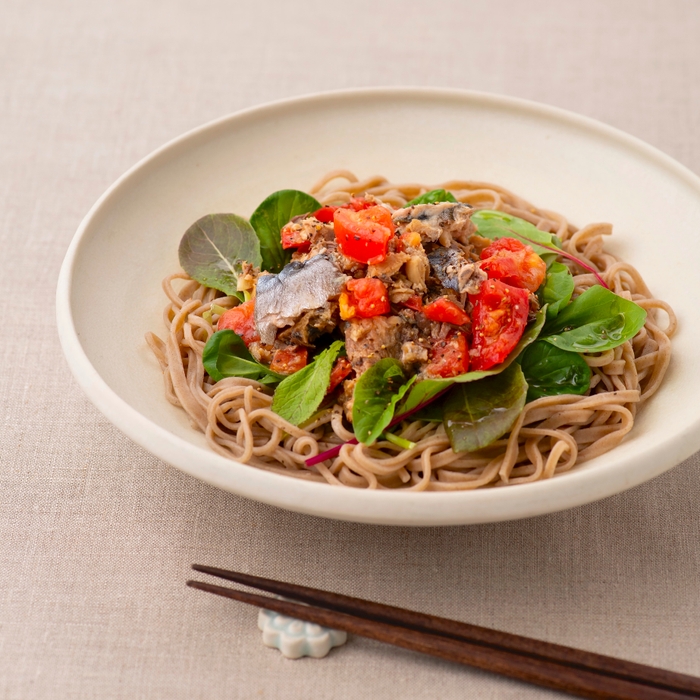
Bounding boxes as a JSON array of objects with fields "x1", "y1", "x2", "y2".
[
  {"x1": 392, "y1": 202, "x2": 475, "y2": 245},
  {"x1": 254, "y1": 255, "x2": 348, "y2": 345},
  {"x1": 427, "y1": 247, "x2": 487, "y2": 295}
]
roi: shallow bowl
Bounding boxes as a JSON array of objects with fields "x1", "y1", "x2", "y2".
[{"x1": 57, "y1": 88, "x2": 700, "y2": 525}]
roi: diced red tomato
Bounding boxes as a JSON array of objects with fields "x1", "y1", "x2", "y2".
[
  {"x1": 423, "y1": 297, "x2": 470, "y2": 326},
  {"x1": 402, "y1": 294, "x2": 424, "y2": 312},
  {"x1": 339, "y1": 278, "x2": 390, "y2": 320},
  {"x1": 346, "y1": 198, "x2": 375, "y2": 211},
  {"x1": 280, "y1": 222, "x2": 310, "y2": 252},
  {"x1": 425, "y1": 331, "x2": 470, "y2": 378},
  {"x1": 282, "y1": 199, "x2": 378, "y2": 247},
  {"x1": 326, "y1": 357, "x2": 353, "y2": 394},
  {"x1": 313, "y1": 198, "x2": 375, "y2": 223},
  {"x1": 312, "y1": 206, "x2": 336, "y2": 223},
  {"x1": 333, "y1": 205, "x2": 395, "y2": 264},
  {"x1": 217, "y1": 300, "x2": 260, "y2": 346},
  {"x1": 469, "y1": 279, "x2": 529, "y2": 371},
  {"x1": 269, "y1": 345, "x2": 308, "y2": 374},
  {"x1": 479, "y1": 237, "x2": 547, "y2": 292}
]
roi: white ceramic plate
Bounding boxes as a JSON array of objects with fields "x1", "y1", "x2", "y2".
[{"x1": 57, "y1": 88, "x2": 700, "y2": 526}]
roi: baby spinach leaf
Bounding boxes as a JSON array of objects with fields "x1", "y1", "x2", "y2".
[
  {"x1": 542, "y1": 262, "x2": 574, "y2": 319},
  {"x1": 400, "y1": 306, "x2": 547, "y2": 414},
  {"x1": 405, "y1": 189, "x2": 458, "y2": 206},
  {"x1": 352, "y1": 359, "x2": 416, "y2": 445},
  {"x1": 179, "y1": 214, "x2": 262, "y2": 299},
  {"x1": 271, "y1": 341, "x2": 343, "y2": 426},
  {"x1": 519, "y1": 340, "x2": 591, "y2": 401},
  {"x1": 412, "y1": 401, "x2": 444, "y2": 423},
  {"x1": 544, "y1": 314, "x2": 629, "y2": 353},
  {"x1": 202, "y1": 330, "x2": 284, "y2": 385},
  {"x1": 471, "y1": 210, "x2": 561, "y2": 262},
  {"x1": 443, "y1": 363, "x2": 528, "y2": 453},
  {"x1": 542, "y1": 285, "x2": 646, "y2": 353},
  {"x1": 250, "y1": 190, "x2": 322, "y2": 273},
  {"x1": 401, "y1": 368, "x2": 499, "y2": 418}
]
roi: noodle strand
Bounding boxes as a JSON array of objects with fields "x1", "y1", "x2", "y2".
[{"x1": 147, "y1": 173, "x2": 674, "y2": 490}]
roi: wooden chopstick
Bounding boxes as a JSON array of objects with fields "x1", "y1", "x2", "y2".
[
  {"x1": 188, "y1": 565, "x2": 700, "y2": 700},
  {"x1": 191, "y1": 564, "x2": 700, "y2": 698}
]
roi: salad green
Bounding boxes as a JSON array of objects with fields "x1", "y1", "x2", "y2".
[{"x1": 192, "y1": 187, "x2": 648, "y2": 457}]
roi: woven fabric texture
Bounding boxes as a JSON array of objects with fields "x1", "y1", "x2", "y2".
[{"x1": 1, "y1": 0, "x2": 699, "y2": 697}]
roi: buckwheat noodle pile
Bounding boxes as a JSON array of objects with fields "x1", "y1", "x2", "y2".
[{"x1": 145, "y1": 171, "x2": 675, "y2": 491}]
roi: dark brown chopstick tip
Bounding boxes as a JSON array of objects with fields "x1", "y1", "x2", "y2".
[{"x1": 192, "y1": 563, "x2": 230, "y2": 578}]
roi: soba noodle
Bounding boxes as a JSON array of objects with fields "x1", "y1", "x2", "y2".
[{"x1": 145, "y1": 172, "x2": 675, "y2": 490}]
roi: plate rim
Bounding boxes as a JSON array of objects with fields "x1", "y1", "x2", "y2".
[{"x1": 56, "y1": 86, "x2": 700, "y2": 526}]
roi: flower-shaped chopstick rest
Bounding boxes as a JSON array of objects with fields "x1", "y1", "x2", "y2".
[{"x1": 258, "y1": 608, "x2": 347, "y2": 659}]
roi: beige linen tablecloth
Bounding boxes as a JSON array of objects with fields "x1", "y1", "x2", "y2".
[{"x1": 2, "y1": 1, "x2": 699, "y2": 697}]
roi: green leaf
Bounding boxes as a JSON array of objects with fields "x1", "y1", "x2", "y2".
[
  {"x1": 542, "y1": 285, "x2": 647, "y2": 353},
  {"x1": 271, "y1": 341, "x2": 344, "y2": 426},
  {"x1": 178, "y1": 214, "x2": 262, "y2": 299},
  {"x1": 412, "y1": 401, "x2": 444, "y2": 423},
  {"x1": 545, "y1": 314, "x2": 629, "y2": 353},
  {"x1": 202, "y1": 330, "x2": 284, "y2": 385},
  {"x1": 352, "y1": 359, "x2": 416, "y2": 445},
  {"x1": 542, "y1": 262, "x2": 575, "y2": 318},
  {"x1": 405, "y1": 189, "x2": 458, "y2": 205},
  {"x1": 400, "y1": 306, "x2": 547, "y2": 414},
  {"x1": 471, "y1": 210, "x2": 561, "y2": 263},
  {"x1": 519, "y1": 340, "x2": 591, "y2": 401},
  {"x1": 443, "y1": 363, "x2": 528, "y2": 453},
  {"x1": 250, "y1": 189, "x2": 322, "y2": 273},
  {"x1": 401, "y1": 369, "x2": 498, "y2": 418}
]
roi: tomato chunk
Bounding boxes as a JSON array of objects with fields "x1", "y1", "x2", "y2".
[
  {"x1": 326, "y1": 357, "x2": 353, "y2": 394},
  {"x1": 423, "y1": 297, "x2": 470, "y2": 326},
  {"x1": 469, "y1": 279, "x2": 529, "y2": 371},
  {"x1": 479, "y1": 237, "x2": 547, "y2": 292},
  {"x1": 346, "y1": 198, "x2": 374, "y2": 211},
  {"x1": 402, "y1": 294, "x2": 424, "y2": 312},
  {"x1": 280, "y1": 222, "x2": 311, "y2": 252},
  {"x1": 313, "y1": 199, "x2": 374, "y2": 223},
  {"x1": 333, "y1": 205, "x2": 395, "y2": 264},
  {"x1": 339, "y1": 278, "x2": 390, "y2": 320},
  {"x1": 283, "y1": 200, "x2": 377, "y2": 246},
  {"x1": 313, "y1": 206, "x2": 336, "y2": 223},
  {"x1": 217, "y1": 300, "x2": 259, "y2": 346},
  {"x1": 270, "y1": 345, "x2": 308, "y2": 374},
  {"x1": 425, "y1": 331, "x2": 470, "y2": 378}
]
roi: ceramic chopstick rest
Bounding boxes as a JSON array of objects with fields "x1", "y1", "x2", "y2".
[{"x1": 257, "y1": 607, "x2": 347, "y2": 659}]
